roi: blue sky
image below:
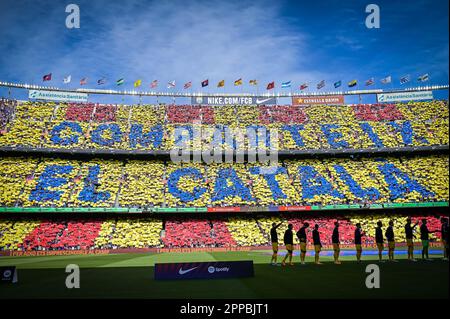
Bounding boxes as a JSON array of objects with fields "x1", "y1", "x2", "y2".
[{"x1": 0, "y1": 0, "x2": 448, "y2": 104}]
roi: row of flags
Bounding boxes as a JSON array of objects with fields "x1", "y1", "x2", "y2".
[{"x1": 43, "y1": 73, "x2": 431, "y2": 90}]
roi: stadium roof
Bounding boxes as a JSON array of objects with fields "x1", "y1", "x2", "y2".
[{"x1": 0, "y1": 81, "x2": 448, "y2": 98}]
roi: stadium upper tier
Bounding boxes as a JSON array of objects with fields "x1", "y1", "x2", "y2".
[
  {"x1": 0, "y1": 155, "x2": 447, "y2": 208},
  {"x1": 0, "y1": 99, "x2": 448, "y2": 152},
  {"x1": 0, "y1": 215, "x2": 444, "y2": 251}
]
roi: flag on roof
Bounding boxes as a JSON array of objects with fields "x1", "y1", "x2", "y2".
[
  {"x1": 418, "y1": 73, "x2": 429, "y2": 82},
  {"x1": 97, "y1": 78, "x2": 106, "y2": 85},
  {"x1": 234, "y1": 78, "x2": 243, "y2": 86},
  {"x1": 299, "y1": 83, "x2": 308, "y2": 90},
  {"x1": 167, "y1": 80, "x2": 176, "y2": 88},
  {"x1": 348, "y1": 79, "x2": 357, "y2": 87},
  {"x1": 317, "y1": 80, "x2": 325, "y2": 89},
  {"x1": 134, "y1": 79, "x2": 142, "y2": 87},
  {"x1": 400, "y1": 75, "x2": 410, "y2": 84},
  {"x1": 281, "y1": 81, "x2": 291, "y2": 88},
  {"x1": 150, "y1": 80, "x2": 158, "y2": 88},
  {"x1": 116, "y1": 78, "x2": 124, "y2": 86},
  {"x1": 365, "y1": 78, "x2": 374, "y2": 86},
  {"x1": 63, "y1": 75, "x2": 71, "y2": 84},
  {"x1": 184, "y1": 81, "x2": 192, "y2": 89},
  {"x1": 334, "y1": 81, "x2": 341, "y2": 88},
  {"x1": 266, "y1": 81, "x2": 275, "y2": 90},
  {"x1": 201, "y1": 79, "x2": 209, "y2": 87},
  {"x1": 217, "y1": 80, "x2": 225, "y2": 87},
  {"x1": 80, "y1": 77, "x2": 87, "y2": 85},
  {"x1": 43, "y1": 73, "x2": 52, "y2": 81},
  {"x1": 380, "y1": 76, "x2": 391, "y2": 84},
  {"x1": 249, "y1": 79, "x2": 258, "y2": 86}
]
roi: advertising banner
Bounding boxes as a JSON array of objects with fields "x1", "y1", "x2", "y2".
[
  {"x1": 292, "y1": 95, "x2": 345, "y2": 105},
  {"x1": 29, "y1": 89, "x2": 88, "y2": 103},
  {"x1": 154, "y1": 261, "x2": 254, "y2": 280},
  {"x1": 207, "y1": 207, "x2": 241, "y2": 212},
  {"x1": 279, "y1": 205, "x2": 312, "y2": 211},
  {"x1": 376, "y1": 91, "x2": 433, "y2": 103},
  {"x1": 191, "y1": 96, "x2": 277, "y2": 105},
  {"x1": 0, "y1": 266, "x2": 18, "y2": 283}
]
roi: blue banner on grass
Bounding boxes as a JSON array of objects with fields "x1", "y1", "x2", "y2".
[{"x1": 154, "y1": 260, "x2": 254, "y2": 280}]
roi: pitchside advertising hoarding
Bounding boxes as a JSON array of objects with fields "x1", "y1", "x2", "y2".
[
  {"x1": 0, "y1": 266, "x2": 18, "y2": 283},
  {"x1": 28, "y1": 89, "x2": 88, "y2": 103},
  {"x1": 292, "y1": 95, "x2": 345, "y2": 105},
  {"x1": 191, "y1": 96, "x2": 277, "y2": 105},
  {"x1": 154, "y1": 261, "x2": 254, "y2": 280},
  {"x1": 377, "y1": 91, "x2": 433, "y2": 103}
]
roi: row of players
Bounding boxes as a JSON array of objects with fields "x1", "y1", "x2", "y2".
[{"x1": 271, "y1": 217, "x2": 450, "y2": 265}]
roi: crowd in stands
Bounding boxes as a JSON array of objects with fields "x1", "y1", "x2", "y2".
[
  {"x1": 20, "y1": 220, "x2": 102, "y2": 250},
  {"x1": 0, "y1": 98, "x2": 16, "y2": 132},
  {"x1": 163, "y1": 219, "x2": 236, "y2": 248},
  {"x1": 0, "y1": 100, "x2": 448, "y2": 151},
  {"x1": 0, "y1": 155, "x2": 447, "y2": 208},
  {"x1": 0, "y1": 214, "x2": 444, "y2": 251}
]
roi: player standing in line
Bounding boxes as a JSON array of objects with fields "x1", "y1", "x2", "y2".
[
  {"x1": 440, "y1": 217, "x2": 449, "y2": 260},
  {"x1": 354, "y1": 223, "x2": 365, "y2": 263},
  {"x1": 296, "y1": 222, "x2": 309, "y2": 265},
  {"x1": 375, "y1": 221, "x2": 384, "y2": 262},
  {"x1": 332, "y1": 221, "x2": 341, "y2": 264},
  {"x1": 281, "y1": 224, "x2": 294, "y2": 266},
  {"x1": 420, "y1": 219, "x2": 432, "y2": 261},
  {"x1": 270, "y1": 221, "x2": 284, "y2": 265},
  {"x1": 385, "y1": 220, "x2": 397, "y2": 262},
  {"x1": 312, "y1": 224, "x2": 322, "y2": 265},
  {"x1": 405, "y1": 217, "x2": 419, "y2": 261}
]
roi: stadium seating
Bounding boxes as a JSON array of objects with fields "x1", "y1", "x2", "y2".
[
  {"x1": 96, "y1": 218, "x2": 163, "y2": 249},
  {"x1": 0, "y1": 155, "x2": 447, "y2": 208},
  {"x1": 0, "y1": 219, "x2": 40, "y2": 250},
  {"x1": 20, "y1": 220, "x2": 102, "y2": 250},
  {"x1": 0, "y1": 98, "x2": 16, "y2": 132},
  {"x1": 0, "y1": 100, "x2": 447, "y2": 151},
  {"x1": 0, "y1": 214, "x2": 445, "y2": 251},
  {"x1": 163, "y1": 219, "x2": 235, "y2": 248}
]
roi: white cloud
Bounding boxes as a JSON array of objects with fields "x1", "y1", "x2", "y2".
[{"x1": 1, "y1": 0, "x2": 328, "y2": 96}]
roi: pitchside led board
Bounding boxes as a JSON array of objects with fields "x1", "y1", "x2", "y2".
[
  {"x1": 154, "y1": 261, "x2": 254, "y2": 280},
  {"x1": 0, "y1": 266, "x2": 18, "y2": 284},
  {"x1": 191, "y1": 96, "x2": 277, "y2": 106}
]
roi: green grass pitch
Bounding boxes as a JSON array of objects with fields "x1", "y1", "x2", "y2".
[{"x1": 0, "y1": 249, "x2": 448, "y2": 299}]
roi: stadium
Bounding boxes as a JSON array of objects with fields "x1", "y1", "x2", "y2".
[{"x1": 0, "y1": 0, "x2": 448, "y2": 306}]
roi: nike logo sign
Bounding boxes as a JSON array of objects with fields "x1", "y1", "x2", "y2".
[
  {"x1": 256, "y1": 98, "x2": 272, "y2": 104},
  {"x1": 178, "y1": 267, "x2": 198, "y2": 275}
]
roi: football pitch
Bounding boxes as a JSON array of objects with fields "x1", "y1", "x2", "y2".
[{"x1": 0, "y1": 249, "x2": 448, "y2": 299}]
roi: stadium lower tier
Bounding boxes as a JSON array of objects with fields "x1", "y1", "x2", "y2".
[
  {"x1": 0, "y1": 214, "x2": 446, "y2": 251},
  {"x1": 0, "y1": 155, "x2": 448, "y2": 208},
  {"x1": 0, "y1": 100, "x2": 448, "y2": 151}
]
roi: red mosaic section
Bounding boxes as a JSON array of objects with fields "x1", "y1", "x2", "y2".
[
  {"x1": 93, "y1": 104, "x2": 116, "y2": 122},
  {"x1": 20, "y1": 220, "x2": 102, "y2": 250},
  {"x1": 352, "y1": 104, "x2": 404, "y2": 121},
  {"x1": 258, "y1": 105, "x2": 307, "y2": 124},
  {"x1": 65, "y1": 103, "x2": 95, "y2": 121},
  {"x1": 162, "y1": 219, "x2": 236, "y2": 248},
  {"x1": 167, "y1": 105, "x2": 214, "y2": 124}
]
